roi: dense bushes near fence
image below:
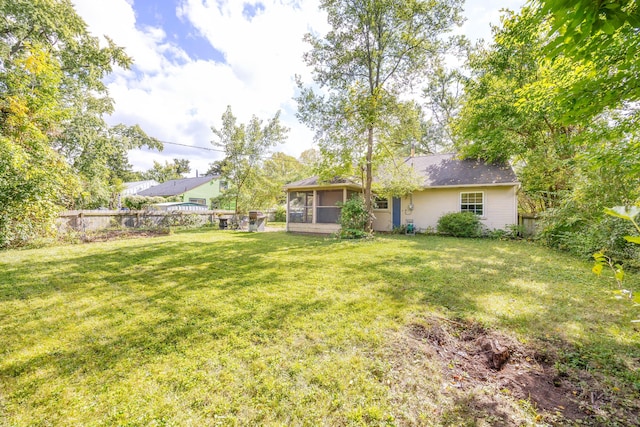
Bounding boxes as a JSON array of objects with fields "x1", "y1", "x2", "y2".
[{"x1": 122, "y1": 196, "x2": 167, "y2": 210}]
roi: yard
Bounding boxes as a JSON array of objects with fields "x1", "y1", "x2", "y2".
[{"x1": 1, "y1": 230, "x2": 639, "y2": 426}]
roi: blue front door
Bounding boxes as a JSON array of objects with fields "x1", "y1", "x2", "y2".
[{"x1": 392, "y1": 197, "x2": 401, "y2": 228}]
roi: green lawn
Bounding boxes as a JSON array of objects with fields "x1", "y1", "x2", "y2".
[{"x1": 1, "y1": 230, "x2": 638, "y2": 426}]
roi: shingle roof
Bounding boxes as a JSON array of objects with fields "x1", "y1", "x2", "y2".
[
  {"x1": 137, "y1": 176, "x2": 217, "y2": 197},
  {"x1": 408, "y1": 153, "x2": 518, "y2": 187},
  {"x1": 284, "y1": 154, "x2": 518, "y2": 191},
  {"x1": 284, "y1": 176, "x2": 360, "y2": 189}
]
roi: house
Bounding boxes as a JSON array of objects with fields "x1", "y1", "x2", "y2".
[
  {"x1": 137, "y1": 175, "x2": 224, "y2": 208},
  {"x1": 151, "y1": 202, "x2": 210, "y2": 211},
  {"x1": 121, "y1": 180, "x2": 159, "y2": 196},
  {"x1": 284, "y1": 153, "x2": 519, "y2": 234},
  {"x1": 284, "y1": 177, "x2": 363, "y2": 235}
]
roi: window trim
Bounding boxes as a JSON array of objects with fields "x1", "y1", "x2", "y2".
[
  {"x1": 373, "y1": 196, "x2": 389, "y2": 211},
  {"x1": 460, "y1": 191, "x2": 485, "y2": 217}
]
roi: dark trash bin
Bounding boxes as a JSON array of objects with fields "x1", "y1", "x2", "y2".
[{"x1": 219, "y1": 218, "x2": 228, "y2": 229}]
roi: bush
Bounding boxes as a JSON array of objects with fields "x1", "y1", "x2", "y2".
[
  {"x1": 437, "y1": 212, "x2": 481, "y2": 237},
  {"x1": 538, "y1": 207, "x2": 639, "y2": 268},
  {"x1": 123, "y1": 196, "x2": 166, "y2": 210},
  {"x1": 159, "y1": 212, "x2": 205, "y2": 229},
  {"x1": 274, "y1": 205, "x2": 286, "y2": 222},
  {"x1": 338, "y1": 196, "x2": 372, "y2": 239}
]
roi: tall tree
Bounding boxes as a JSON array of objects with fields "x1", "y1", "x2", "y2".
[
  {"x1": 420, "y1": 59, "x2": 466, "y2": 153},
  {"x1": 0, "y1": 0, "x2": 161, "y2": 246},
  {"x1": 140, "y1": 159, "x2": 191, "y2": 183},
  {"x1": 211, "y1": 106, "x2": 288, "y2": 217},
  {"x1": 256, "y1": 152, "x2": 306, "y2": 208},
  {"x1": 454, "y1": 7, "x2": 585, "y2": 211},
  {"x1": 535, "y1": 0, "x2": 640, "y2": 122},
  {"x1": 297, "y1": 0, "x2": 464, "y2": 229}
]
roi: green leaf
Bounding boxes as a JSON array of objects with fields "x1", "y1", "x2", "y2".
[
  {"x1": 604, "y1": 206, "x2": 640, "y2": 221},
  {"x1": 624, "y1": 236, "x2": 640, "y2": 244},
  {"x1": 592, "y1": 264, "x2": 603, "y2": 276}
]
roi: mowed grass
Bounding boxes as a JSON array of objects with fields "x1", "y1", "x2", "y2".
[{"x1": 0, "y1": 230, "x2": 638, "y2": 426}]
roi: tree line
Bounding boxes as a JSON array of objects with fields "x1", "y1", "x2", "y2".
[{"x1": 2, "y1": 0, "x2": 638, "y2": 263}]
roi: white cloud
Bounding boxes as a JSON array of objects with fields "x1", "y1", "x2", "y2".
[
  {"x1": 72, "y1": 0, "x2": 524, "y2": 176},
  {"x1": 72, "y1": 0, "x2": 322, "y2": 175}
]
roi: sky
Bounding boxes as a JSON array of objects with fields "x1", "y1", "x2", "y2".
[{"x1": 71, "y1": 0, "x2": 526, "y2": 177}]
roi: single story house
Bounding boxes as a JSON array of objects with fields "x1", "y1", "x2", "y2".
[
  {"x1": 121, "y1": 180, "x2": 159, "y2": 196},
  {"x1": 137, "y1": 175, "x2": 224, "y2": 208},
  {"x1": 151, "y1": 202, "x2": 209, "y2": 211},
  {"x1": 284, "y1": 153, "x2": 519, "y2": 234}
]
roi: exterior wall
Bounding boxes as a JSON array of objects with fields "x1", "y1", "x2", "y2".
[
  {"x1": 182, "y1": 180, "x2": 223, "y2": 206},
  {"x1": 287, "y1": 222, "x2": 340, "y2": 234},
  {"x1": 373, "y1": 185, "x2": 518, "y2": 232},
  {"x1": 372, "y1": 207, "x2": 393, "y2": 232},
  {"x1": 286, "y1": 185, "x2": 360, "y2": 234}
]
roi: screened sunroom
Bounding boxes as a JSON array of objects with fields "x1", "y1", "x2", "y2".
[{"x1": 284, "y1": 177, "x2": 362, "y2": 234}]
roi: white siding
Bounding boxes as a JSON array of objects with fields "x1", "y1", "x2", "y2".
[
  {"x1": 287, "y1": 223, "x2": 340, "y2": 234},
  {"x1": 374, "y1": 185, "x2": 517, "y2": 232},
  {"x1": 372, "y1": 208, "x2": 393, "y2": 232}
]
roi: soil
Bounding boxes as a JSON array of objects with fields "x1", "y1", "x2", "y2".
[{"x1": 387, "y1": 316, "x2": 640, "y2": 426}]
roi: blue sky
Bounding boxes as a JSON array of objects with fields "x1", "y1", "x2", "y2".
[{"x1": 72, "y1": 0, "x2": 526, "y2": 176}]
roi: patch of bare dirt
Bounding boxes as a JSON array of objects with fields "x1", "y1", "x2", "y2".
[{"x1": 385, "y1": 316, "x2": 639, "y2": 426}]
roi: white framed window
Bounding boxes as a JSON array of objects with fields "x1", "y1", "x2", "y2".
[
  {"x1": 373, "y1": 196, "x2": 389, "y2": 210},
  {"x1": 460, "y1": 192, "x2": 484, "y2": 216}
]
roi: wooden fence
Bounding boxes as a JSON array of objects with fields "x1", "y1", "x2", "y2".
[
  {"x1": 518, "y1": 213, "x2": 539, "y2": 237},
  {"x1": 57, "y1": 210, "x2": 226, "y2": 233}
]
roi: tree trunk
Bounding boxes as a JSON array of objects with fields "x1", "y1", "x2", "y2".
[{"x1": 365, "y1": 125, "x2": 374, "y2": 232}]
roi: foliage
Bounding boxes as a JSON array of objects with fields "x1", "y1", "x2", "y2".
[
  {"x1": 338, "y1": 195, "x2": 371, "y2": 239},
  {"x1": 253, "y1": 152, "x2": 306, "y2": 209},
  {"x1": 273, "y1": 205, "x2": 287, "y2": 222},
  {"x1": 140, "y1": 159, "x2": 191, "y2": 183},
  {"x1": 122, "y1": 195, "x2": 166, "y2": 210},
  {"x1": 297, "y1": 0, "x2": 464, "y2": 229},
  {"x1": 159, "y1": 212, "x2": 205, "y2": 229},
  {"x1": 592, "y1": 206, "x2": 640, "y2": 323},
  {"x1": 371, "y1": 158, "x2": 423, "y2": 200},
  {"x1": 537, "y1": 0, "x2": 640, "y2": 122},
  {"x1": 420, "y1": 58, "x2": 467, "y2": 153},
  {"x1": 454, "y1": 7, "x2": 583, "y2": 212},
  {"x1": 211, "y1": 106, "x2": 288, "y2": 216},
  {"x1": 0, "y1": 0, "x2": 160, "y2": 246},
  {"x1": 437, "y1": 212, "x2": 481, "y2": 237}
]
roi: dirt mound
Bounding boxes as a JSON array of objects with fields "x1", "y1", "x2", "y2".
[{"x1": 385, "y1": 316, "x2": 639, "y2": 426}]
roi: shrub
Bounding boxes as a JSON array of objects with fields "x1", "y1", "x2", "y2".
[
  {"x1": 274, "y1": 205, "x2": 286, "y2": 222},
  {"x1": 437, "y1": 212, "x2": 481, "y2": 237},
  {"x1": 338, "y1": 196, "x2": 372, "y2": 239},
  {"x1": 159, "y1": 212, "x2": 204, "y2": 229},
  {"x1": 123, "y1": 196, "x2": 166, "y2": 210}
]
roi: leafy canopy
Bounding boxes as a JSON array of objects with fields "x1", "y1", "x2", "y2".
[
  {"x1": 211, "y1": 106, "x2": 288, "y2": 216},
  {"x1": 297, "y1": 0, "x2": 464, "y2": 228}
]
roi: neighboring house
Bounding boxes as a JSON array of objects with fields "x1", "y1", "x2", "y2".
[
  {"x1": 285, "y1": 153, "x2": 520, "y2": 234},
  {"x1": 151, "y1": 202, "x2": 209, "y2": 211},
  {"x1": 121, "y1": 180, "x2": 159, "y2": 197},
  {"x1": 137, "y1": 175, "x2": 224, "y2": 208}
]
